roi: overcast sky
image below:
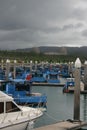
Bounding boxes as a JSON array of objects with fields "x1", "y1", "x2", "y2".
[{"x1": 0, "y1": 0, "x2": 87, "y2": 49}]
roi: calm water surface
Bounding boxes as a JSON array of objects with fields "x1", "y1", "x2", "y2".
[{"x1": 31, "y1": 86, "x2": 87, "y2": 129}]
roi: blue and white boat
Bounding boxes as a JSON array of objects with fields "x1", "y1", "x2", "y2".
[
  {"x1": 0, "y1": 90, "x2": 43, "y2": 130},
  {"x1": 0, "y1": 68, "x2": 6, "y2": 80},
  {"x1": 31, "y1": 70, "x2": 47, "y2": 83},
  {"x1": 63, "y1": 78, "x2": 75, "y2": 93},
  {"x1": 46, "y1": 71, "x2": 60, "y2": 84},
  {"x1": 63, "y1": 78, "x2": 84, "y2": 93},
  {"x1": 0, "y1": 79, "x2": 47, "y2": 109}
]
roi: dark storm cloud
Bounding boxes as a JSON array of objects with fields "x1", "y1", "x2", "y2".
[
  {"x1": 40, "y1": 23, "x2": 84, "y2": 34},
  {"x1": 0, "y1": 0, "x2": 87, "y2": 49}
]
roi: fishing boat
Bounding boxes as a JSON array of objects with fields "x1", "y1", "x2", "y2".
[
  {"x1": 0, "y1": 90, "x2": 43, "y2": 130},
  {"x1": 0, "y1": 68, "x2": 5, "y2": 81},
  {"x1": 63, "y1": 78, "x2": 84, "y2": 93},
  {"x1": 46, "y1": 71, "x2": 60, "y2": 84},
  {"x1": 63, "y1": 78, "x2": 75, "y2": 93},
  {"x1": 31, "y1": 70, "x2": 47, "y2": 83},
  {"x1": 0, "y1": 79, "x2": 47, "y2": 109}
]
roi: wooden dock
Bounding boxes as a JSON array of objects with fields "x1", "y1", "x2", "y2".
[
  {"x1": 32, "y1": 82, "x2": 65, "y2": 87},
  {"x1": 34, "y1": 120, "x2": 87, "y2": 130}
]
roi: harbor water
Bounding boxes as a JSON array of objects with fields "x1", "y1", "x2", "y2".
[{"x1": 31, "y1": 86, "x2": 87, "y2": 129}]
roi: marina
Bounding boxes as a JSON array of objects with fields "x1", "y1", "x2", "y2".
[
  {"x1": 1, "y1": 59, "x2": 87, "y2": 130},
  {"x1": 1, "y1": 0, "x2": 87, "y2": 129}
]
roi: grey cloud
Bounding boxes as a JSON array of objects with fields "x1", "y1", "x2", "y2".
[
  {"x1": 41, "y1": 23, "x2": 84, "y2": 33},
  {"x1": 0, "y1": 29, "x2": 41, "y2": 43},
  {"x1": 71, "y1": 8, "x2": 87, "y2": 20},
  {"x1": 0, "y1": 0, "x2": 74, "y2": 31},
  {"x1": 0, "y1": 0, "x2": 87, "y2": 49},
  {"x1": 63, "y1": 23, "x2": 83, "y2": 30},
  {"x1": 82, "y1": 29, "x2": 87, "y2": 37}
]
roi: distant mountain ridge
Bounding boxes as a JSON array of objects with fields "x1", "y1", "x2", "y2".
[{"x1": 16, "y1": 46, "x2": 87, "y2": 56}]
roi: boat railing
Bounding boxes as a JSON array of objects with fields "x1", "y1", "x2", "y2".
[{"x1": 1, "y1": 106, "x2": 21, "y2": 123}]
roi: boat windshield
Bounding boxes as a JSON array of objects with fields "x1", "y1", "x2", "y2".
[
  {"x1": 49, "y1": 74, "x2": 57, "y2": 79},
  {"x1": 67, "y1": 78, "x2": 74, "y2": 82},
  {"x1": 6, "y1": 101, "x2": 21, "y2": 113},
  {"x1": 0, "y1": 82, "x2": 7, "y2": 91},
  {"x1": 15, "y1": 83, "x2": 30, "y2": 91},
  {"x1": 0, "y1": 102, "x2": 4, "y2": 113},
  {"x1": 32, "y1": 73, "x2": 43, "y2": 77},
  {"x1": 0, "y1": 101, "x2": 21, "y2": 114}
]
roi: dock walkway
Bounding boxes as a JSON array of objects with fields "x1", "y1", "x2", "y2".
[
  {"x1": 32, "y1": 82, "x2": 65, "y2": 86},
  {"x1": 34, "y1": 120, "x2": 87, "y2": 130}
]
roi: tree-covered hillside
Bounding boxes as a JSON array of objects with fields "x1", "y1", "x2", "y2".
[{"x1": 0, "y1": 50, "x2": 86, "y2": 63}]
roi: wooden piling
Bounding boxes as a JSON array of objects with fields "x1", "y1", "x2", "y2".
[
  {"x1": 30, "y1": 60, "x2": 32, "y2": 73},
  {"x1": 6, "y1": 60, "x2": 10, "y2": 81},
  {"x1": 73, "y1": 68, "x2": 80, "y2": 121},
  {"x1": 13, "y1": 61, "x2": 16, "y2": 79}
]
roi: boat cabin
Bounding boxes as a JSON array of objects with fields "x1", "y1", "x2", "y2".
[
  {"x1": 31, "y1": 71, "x2": 46, "y2": 83},
  {"x1": 0, "y1": 80, "x2": 47, "y2": 108},
  {"x1": 63, "y1": 78, "x2": 75, "y2": 93},
  {"x1": 66, "y1": 78, "x2": 75, "y2": 86},
  {"x1": 46, "y1": 72, "x2": 60, "y2": 83},
  {"x1": 0, "y1": 80, "x2": 31, "y2": 96},
  {"x1": 0, "y1": 91, "x2": 21, "y2": 114}
]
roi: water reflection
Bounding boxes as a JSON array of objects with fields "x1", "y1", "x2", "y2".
[
  {"x1": 83, "y1": 95, "x2": 87, "y2": 121},
  {"x1": 81, "y1": 94, "x2": 87, "y2": 121},
  {"x1": 27, "y1": 121, "x2": 34, "y2": 130}
]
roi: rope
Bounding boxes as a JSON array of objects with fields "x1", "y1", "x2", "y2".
[{"x1": 44, "y1": 112, "x2": 58, "y2": 122}]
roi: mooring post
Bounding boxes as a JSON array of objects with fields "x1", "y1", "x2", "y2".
[
  {"x1": 1, "y1": 59, "x2": 4, "y2": 70},
  {"x1": 84, "y1": 61, "x2": 87, "y2": 90},
  {"x1": 35, "y1": 60, "x2": 38, "y2": 71},
  {"x1": 74, "y1": 58, "x2": 81, "y2": 121},
  {"x1": 71, "y1": 62, "x2": 74, "y2": 78},
  {"x1": 6, "y1": 59, "x2": 10, "y2": 81},
  {"x1": 41, "y1": 61, "x2": 44, "y2": 69},
  {"x1": 13, "y1": 60, "x2": 17, "y2": 79},
  {"x1": 30, "y1": 60, "x2": 32, "y2": 73}
]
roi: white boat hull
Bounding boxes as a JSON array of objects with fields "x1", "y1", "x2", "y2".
[
  {"x1": 0, "y1": 91, "x2": 43, "y2": 130},
  {"x1": 0, "y1": 120, "x2": 34, "y2": 130}
]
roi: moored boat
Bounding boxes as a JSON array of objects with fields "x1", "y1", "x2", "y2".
[
  {"x1": 31, "y1": 70, "x2": 47, "y2": 83},
  {"x1": 0, "y1": 90, "x2": 43, "y2": 130},
  {"x1": 0, "y1": 79, "x2": 47, "y2": 109},
  {"x1": 46, "y1": 71, "x2": 60, "y2": 84},
  {"x1": 63, "y1": 78, "x2": 84, "y2": 93}
]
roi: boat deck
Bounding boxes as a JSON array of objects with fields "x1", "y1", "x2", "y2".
[{"x1": 32, "y1": 77, "x2": 66, "y2": 87}]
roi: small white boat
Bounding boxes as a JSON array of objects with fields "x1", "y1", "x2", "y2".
[{"x1": 0, "y1": 91, "x2": 43, "y2": 130}]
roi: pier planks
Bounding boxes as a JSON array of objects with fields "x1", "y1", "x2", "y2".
[{"x1": 34, "y1": 120, "x2": 87, "y2": 130}]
